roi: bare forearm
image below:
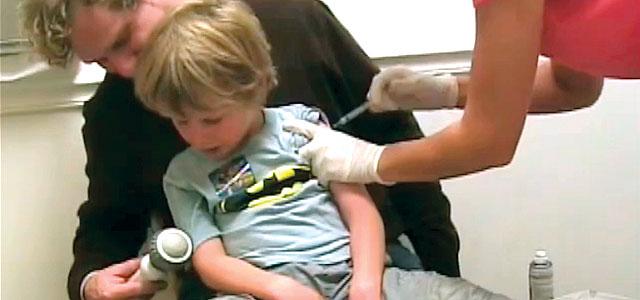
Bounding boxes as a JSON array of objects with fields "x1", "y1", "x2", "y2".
[
  {"x1": 196, "y1": 255, "x2": 285, "y2": 299},
  {"x1": 455, "y1": 60, "x2": 604, "y2": 113},
  {"x1": 378, "y1": 120, "x2": 519, "y2": 182},
  {"x1": 193, "y1": 240, "x2": 287, "y2": 299},
  {"x1": 349, "y1": 200, "x2": 384, "y2": 286},
  {"x1": 529, "y1": 60, "x2": 603, "y2": 112},
  {"x1": 331, "y1": 183, "x2": 385, "y2": 287}
]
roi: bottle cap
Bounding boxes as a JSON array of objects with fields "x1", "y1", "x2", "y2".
[
  {"x1": 154, "y1": 228, "x2": 193, "y2": 265},
  {"x1": 161, "y1": 231, "x2": 190, "y2": 258},
  {"x1": 534, "y1": 249, "x2": 549, "y2": 264}
]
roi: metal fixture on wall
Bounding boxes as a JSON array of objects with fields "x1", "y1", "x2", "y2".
[
  {"x1": 1, "y1": 49, "x2": 470, "y2": 115},
  {"x1": 0, "y1": 38, "x2": 32, "y2": 56},
  {"x1": 1, "y1": 37, "x2": 106, "y2": 115}
]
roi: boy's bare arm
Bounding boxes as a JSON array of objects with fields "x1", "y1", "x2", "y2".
[
  {"x1": 193, "y1": 238, "x2": 323, "y2": 300},
  {"x1": 330, "y1": 182, "x2": 385, "y2": 299}
]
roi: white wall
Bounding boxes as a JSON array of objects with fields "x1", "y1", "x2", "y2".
[
  {"x1": 321, "y1": 0, "x2": 476, "y2": 58},
  {"x1": 1, "y1": 109, "x2": 87, "y2": 299},
  {"x1": 0, "y1": 108, "x2": 179, "y2": 299},
  {"x1": 414, "y1": 79, "x2": 640, "y2": 299}
]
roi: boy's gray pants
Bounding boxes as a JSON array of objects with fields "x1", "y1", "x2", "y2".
[{"x1": 212, "y1": 262, "x2": 511, "y2": 300}]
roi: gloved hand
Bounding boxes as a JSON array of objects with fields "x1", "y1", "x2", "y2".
[
  {"x1": 282, "y1": 119, "x2": 389, "y2": 185},
  {"x1": 367, "y1": 66, "x2": 459, "y2": 112}
]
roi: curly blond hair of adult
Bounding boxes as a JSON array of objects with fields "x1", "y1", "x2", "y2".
[
  {"x1": 19, "y1": 0, "x2": 135, "y2": 67},
  {"x1": 134, "y1": 0, "x2": 278, "y2": 117}
]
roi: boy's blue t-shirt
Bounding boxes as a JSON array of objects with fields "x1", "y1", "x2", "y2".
[{"x1": 163, "y1": 104, "x2": 351, "y2": 268}]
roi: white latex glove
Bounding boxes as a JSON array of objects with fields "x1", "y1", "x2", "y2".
[
  {"x1": 368, "y1": 66, "x2": 459, "y2": 112},
  {"x1": 282, "y1": 119, "x2": 389, "y2": 185}
]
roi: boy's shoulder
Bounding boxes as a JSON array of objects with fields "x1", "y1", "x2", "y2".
[
  {"x1": 164, "y1": 148, "x2": 212, "y2": 187},
  {"x1": 268, "y1": 103, "x2": 328, "y2": 126}
]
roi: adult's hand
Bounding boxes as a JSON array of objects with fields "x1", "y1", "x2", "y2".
[
  {"x1": 368, "y1": 66, "x2": 459, "y2": 112},
  {"x1": 84, "y1": 258, "x2": 166, "y2": 300},
  {"x1": 282, "y1": 119, "x2": 388, "y2": 185}
]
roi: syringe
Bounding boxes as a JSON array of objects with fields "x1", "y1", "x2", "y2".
[{"x1": 332, "y1": 102, "x2": 370, "y2": 128}]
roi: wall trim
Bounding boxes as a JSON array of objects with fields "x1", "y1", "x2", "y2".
[
  {"x1": 1, "y1": 51, "x2": 471, "y2": 116},
  {"x1": 373, "y1": 50, "x2": 472, "y2": 75}
]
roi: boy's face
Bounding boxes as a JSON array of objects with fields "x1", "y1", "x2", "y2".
[
  {"x1": 70, "y1": 0, "x2": 183, "y2": 78},
  {"x1": 171, "y1": 101, "x2": 264, "y2": 161}
]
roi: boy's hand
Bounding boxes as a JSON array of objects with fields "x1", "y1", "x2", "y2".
[
  {"x1": 264, "y1": 275, "x2": 324, "y2": 300},
  {"x1": 349, "y1": 279, "x2": 383, "y2": 300}
]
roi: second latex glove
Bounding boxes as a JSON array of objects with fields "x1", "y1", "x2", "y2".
[
  {"x1": 282, "y1": 119, "x2": 388, "y2": 185},
  {"x1": 368, "y1": 66, "x2": 459, "y2": 112}
]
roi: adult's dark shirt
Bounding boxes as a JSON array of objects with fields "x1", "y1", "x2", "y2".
[{"x1": 68, "y1": 0, "x2": 460, "y2": 299}]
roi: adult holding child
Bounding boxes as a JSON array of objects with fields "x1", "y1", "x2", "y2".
[
  {"x1": 132, "y1": 1, "x2": 509, "y2": 298},
  {"x1": 20, "y1": 0, "x2": 462, "y2": 299}
]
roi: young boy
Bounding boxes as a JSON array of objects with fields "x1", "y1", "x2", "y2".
[{"x1": 134, "y1": 0, "x2": 510, "y2": 299}]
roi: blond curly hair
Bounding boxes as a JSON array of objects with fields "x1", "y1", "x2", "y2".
[
  {"x1": 19, "y1": 0, "x2": 135, "y2": 67},
  {"x1": 134, "y1": 0, "x2": 278, "y2": 117}
]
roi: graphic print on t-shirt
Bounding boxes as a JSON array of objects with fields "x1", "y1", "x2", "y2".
[{"x1": 209, "y1": 157, "x2": 256, "y2": 199}]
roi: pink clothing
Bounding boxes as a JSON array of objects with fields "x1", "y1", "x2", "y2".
[{"x1": 473, "y1": 0, "x2": 640, "y2": 79}]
